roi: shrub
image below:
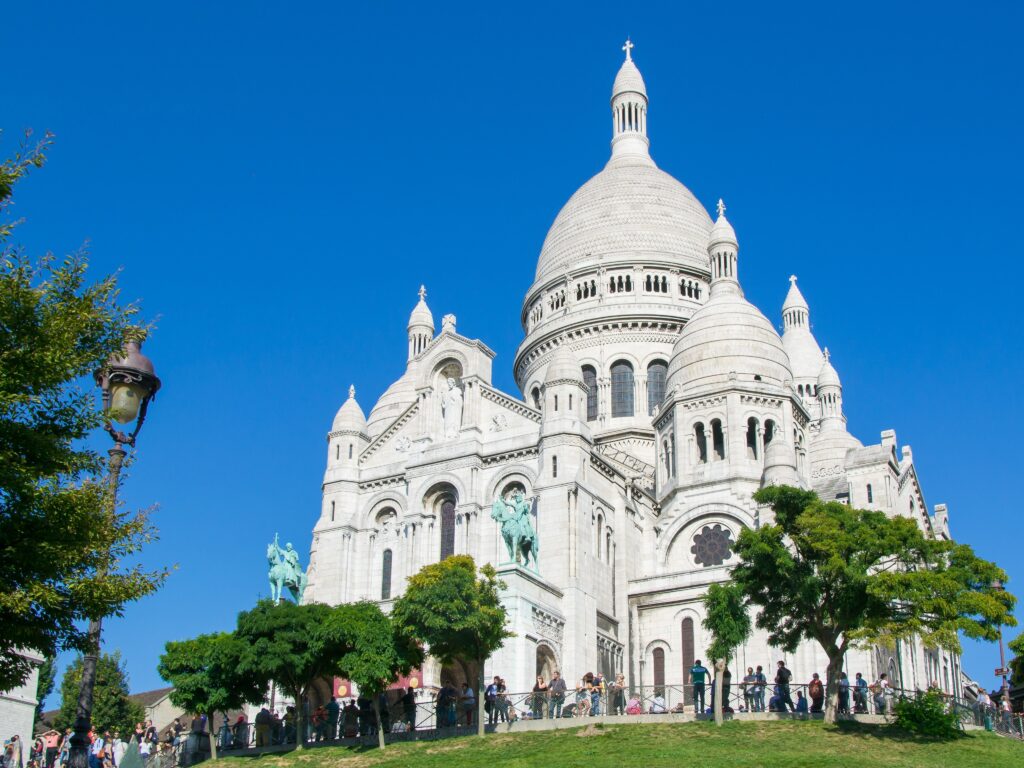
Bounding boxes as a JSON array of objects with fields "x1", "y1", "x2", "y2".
[{"x1": 893, "y1": 688, "x2": 962, "y2": 739}]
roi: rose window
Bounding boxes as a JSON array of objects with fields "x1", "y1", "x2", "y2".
[{"x1": 690, "y1": 524, "x2": 733, "y2": 567}]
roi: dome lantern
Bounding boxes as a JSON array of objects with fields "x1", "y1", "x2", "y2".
[
  {"x1": 610, "y1": 39, "x2": 651, "y2": 162},
  {"x1": 708, "y1": 199, "x2": 740, "y2": 298},
  {"x1": 407, "y1": 285, "x2": 435, "y2": 361}
]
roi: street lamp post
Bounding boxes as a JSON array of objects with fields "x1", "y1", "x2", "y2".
[
  {"x1": 992, "y1": 579, "x2": 1010, "y2": 708},
  {"x1": 67, "y1": 340, "x2": 160, "y2": 768}
]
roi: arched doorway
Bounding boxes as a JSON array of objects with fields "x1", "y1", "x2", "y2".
[{"x1": 536, "y1": 644, "x2": 557, "y2": 681}]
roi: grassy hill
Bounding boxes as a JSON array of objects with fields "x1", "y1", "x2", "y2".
[{"x1": 217, "y1": 720, "x2": 1023, "y2": 768}]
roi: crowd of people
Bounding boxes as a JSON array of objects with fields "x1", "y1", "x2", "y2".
[{"x1": 2, "y1": 719, "x2": 175, "y2": 768}]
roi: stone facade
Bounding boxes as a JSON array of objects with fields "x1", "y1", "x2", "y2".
[
  {"x1": 305, "y1": 45, "x2": 962, "y2": 700},
  {"x1": 1, "y1": 650, "x2": 41, "y2": 744}
]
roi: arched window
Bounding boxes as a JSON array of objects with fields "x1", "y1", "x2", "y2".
[
  {"x1": 440, "y1": 499, "x2": 456, "y2": 559},
  {"x1": 746, "y1": 417, "x2": 759, "y2": 460},
  {"x1": 552, "y1": 455, "x2": 558, "y2": 478},
  {"x1": 381, "y1": 549, "x2": 393, "y2": 600},
  {"x1": 582, "y1": 365, "x2": 598, "y2": 422},
  {"x1": 764, "y1": 419, "x2": 776, "y2": 448},
  {"x1": 695, "y1": 423, "x2": 708, "y2": 464},
  {"x1": 867, "y1": 484, "x2": 874, "y2": 504},
  {"x1": 670, "y1": 433, "x2": 677, "y2": 476},
  {"x1": 652, "y1": 647, "x2": 665, "y2": 691},
  {"x1": 611, "y1": 360, "x2": 634, "y2": 417},
  {"x1": 681, "y1": 618, "x2": 695, "y2": 704},
  {"x1": 335, "y1": 444, "x2": 340, "y2": 460},
  {"x1": 348, "y1": 443, "x2": 353, "y2": 459},
  {"x1": 330, "y1": 501, "x2": 335, "y2": 522},
  {"x1": 596, "y1": 513, "x2": 603, "y2": 559},
  {"x1": 711, "y1": 419, "x2": 726, "y2": 461},
  {"x1": 531, "y1": 386, "x2": 542, "y2": 411},
  {"x1": 647, "y1": 360, "x2": 668, "y2": 415}
]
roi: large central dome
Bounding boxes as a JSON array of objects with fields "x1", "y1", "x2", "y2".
[{"x1": 535, "y1": 156, "x2": 713, "y2": 280}]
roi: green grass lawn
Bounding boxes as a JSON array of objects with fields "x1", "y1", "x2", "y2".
[{"x1": 216, "y1": 720, "x2": 1023, "y2": 768}]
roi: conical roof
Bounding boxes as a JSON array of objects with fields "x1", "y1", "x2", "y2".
[
  {"x1": 612, "y1": 58, "x2": 647, "y2": 99},
  {"x1": 817, "y1": 349, "x2": 841, "y2": 388},
  {"x1": 783, "y1": 275, "x2": 809, "y2": 313},
  {"x1": 408, "y1": 285, "x2": 434, "y2": 330},
  {"x1": 332, "y1": 385, "x2": 367, "y2": 433},
  {"x1": 544, "y1": 344, "x2": 582, "y2": 384}
]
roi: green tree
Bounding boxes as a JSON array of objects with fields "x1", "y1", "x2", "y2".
[
  {"x1": 329, "y1": 602, "x2": 424, "y2": 749},
  {"x1": 55, "y1": 652, "x2": 144, "y2": 735},
  {"x1": 703, "y1": 582, "x2": 751, "y2": 726},
  {"x1": 0, "y1": 132, "x2": 166, "y2": 691},
  {"x1": 157, "y1": 633, "x2": 266, "y2": 759},
  {"x1": 391, "y1": 556, "x2": 512, "y2": 737},
  {"x1": 719, "y1": 486, "x2": 1016, "y2": 723},
  {"x1": 1009, "y1": 633, "x2": 1024, "y2": 687},
  {"x1": 34, "y1": 656, "x2": 57, "y2": 724},
  {"x1": 234, "y1": 601, "x2": 352, "y2": 750}
]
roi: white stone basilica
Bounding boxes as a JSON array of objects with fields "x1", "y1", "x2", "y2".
[{"x1": 304, "y1": 44, "x2": 963, "y2": 700}]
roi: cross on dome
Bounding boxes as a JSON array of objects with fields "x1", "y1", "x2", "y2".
[
  {"x1": 823, "y1": 347, "x2": 831, "y2": 362},
  {"x1": 790, "y1": 274, "x2": 798, "y2": 285},
  {"x1": 418, "y1": 285, "x2": 427, "y2": 301},
  {"x1": 717, "y1": 198, "x2": 727, "y2": 218},
  {"x1": 622, "y1": 38, "x2": 634, "y2": 61},
  {"x1": 348, "y1": 384, "x2": 356, "y2": 399}
]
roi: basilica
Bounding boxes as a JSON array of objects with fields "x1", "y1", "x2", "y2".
[{"x1": 304, "y1": 44, "x2": 962, "y2": 702}]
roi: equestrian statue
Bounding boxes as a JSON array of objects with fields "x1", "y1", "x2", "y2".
[
  {"x1": 267, "y1": 534, "x2": 307, "y2": 603},
  {"x1": 491, "y1": 489, "x2": 539, "y2": 571}
]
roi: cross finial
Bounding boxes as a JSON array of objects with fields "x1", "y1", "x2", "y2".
[
  {"x1": 823, "y1": 347, "x2": 831, "y2": 363},
  {"x1": 348, "y1": 384, "x2": 356, "y2": 399},
  {"x1": 622, "y1": 38, "x2": 634, "y2": 62},
  {"x1": 418, "y1": 284, "x2": 426, "y2": 301},
  {"x1": 789, "y1": 274, "x2": 798, "y2": 285},
  {"x1": 717, "y1": 198, "x2": 726, "y2": 218}
]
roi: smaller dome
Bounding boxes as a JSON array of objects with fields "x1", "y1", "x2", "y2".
[
  {"x1": 332, "y1": 385, "x2": 367, "y2": 433},
  {"x1": 408, "y1": 285, "x2": 434, "y2": 330},
  {"x1": 612, "y1": 59, "x2": 647, "y2": 100},
  {"x1": 367, "y1": 373, "x2": 416, "y2": 439},
  {"x1": 544, "y1": 345, "x2": 582, "y2": 384},
  {"x1": 817, "y1": 349, "x2": 841, "y2": 388},
  {"x1": 667, "y1": 293, "x2": 792, "y2": 394},
  {"x1": 783, "y1": 275, "x2": 809, "y2": 313},
  {"x1": 708, "y1": 203, "x2": 737, "y2": 248}
]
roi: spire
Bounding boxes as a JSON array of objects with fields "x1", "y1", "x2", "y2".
[
  {"x1": 708, "y1": 199, "x2": 740, "y2": 297},
  {"x1": 610, "y1": 39, "x2": 651, "y2": 162},
  {"x1": 782, "y1": 275, "x2": 810, "y2": 331},
  {"x1": 816, "y1": 349, "x2": 845, "y2": 431},
  {"x1": 407, "y1": 285, "x2": 435, "y2": 361},
  {"x1": 348, "y1": 384, "x2": 356, "y2": 400}
]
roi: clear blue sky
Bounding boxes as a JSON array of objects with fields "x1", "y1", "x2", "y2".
[{"x1": 6, "y1": 1, "x2": 1022, "y2": 704}]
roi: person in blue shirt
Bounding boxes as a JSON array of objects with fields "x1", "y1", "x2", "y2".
[
  {"x1": 838, "y1": 672, "x2": 851, "y2": 714},
  {"x1": 854, "y1": 672, "x2": 869, "y2": 713},
  {"x1": 795, "y1": 690, "x2": 809, "y2": 715},
  {"x1": 690, "y1": 660, "x2": 710, "y2": 714}
]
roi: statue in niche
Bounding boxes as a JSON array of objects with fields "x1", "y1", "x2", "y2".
[
  {"x1": 441, "y1": 377, "x2": 463, "y2": 438},
  {"x1": 491, "y1": 488, "x2": 539, "y2": 570}
]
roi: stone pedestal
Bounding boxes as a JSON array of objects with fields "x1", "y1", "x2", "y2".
[{"x1": 487, "y1": 564, "x2": 565, "y2": 695}]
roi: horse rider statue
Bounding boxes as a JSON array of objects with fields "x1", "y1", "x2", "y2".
[
  {"x1": 267, "y1": 533, "x2": 308, "y2": 603},
  {"x1": 490, "y1": 489, "x2": 539, "y2": 570}
]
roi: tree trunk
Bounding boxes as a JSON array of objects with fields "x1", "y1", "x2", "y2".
[
  {"x1": 208, "y1": 711, "x2": 218, "y2": 760},
  {"x1": 824, "y1": 652, "x2": 845, "y2": 724},
  {"x1": 713, "y1": 660, "x2": 725, "y2": 726},
  {"x1": 294, "y1": 689, "x2": 305, "y2": 751},
  {"x1": 477, "y1": 659, "x2": 486, "y2": 737},
  {"x1": 372, "y1": 696, "x2": 386, "y2": 750}
]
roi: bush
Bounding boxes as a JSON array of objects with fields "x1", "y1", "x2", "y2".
[{"x1": 893, "y1": 688, "x2": 962, "y2": 739}]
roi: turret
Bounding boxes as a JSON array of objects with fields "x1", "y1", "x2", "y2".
[
  {"x1": 542, "y1": 344, "x2": 587, "y2": 423},
  {"x1": 327, "y1": 385, "x2": 368, "y2": 473},
  {"x1": 610, "y1": 39, "x2": 651, "y2": 161},
  {"x1": 407, "y1": 285, "x2": 434, "y2": 361},
  {"x1": 816, "y1": 349, "x2": 846, "y2": 432},
  {"x1": 761, "y1": 433, "x2": 801, "y2": 488},
  {"x1": 708, "y1": 200, "x2": 740, "y2": 297}
]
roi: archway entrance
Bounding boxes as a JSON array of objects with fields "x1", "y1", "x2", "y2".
[{"x1": 536, "y1": 645, "x2": 557, "y2": 681}]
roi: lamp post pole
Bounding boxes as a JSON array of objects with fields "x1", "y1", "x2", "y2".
[
  {"x1": 67, "y1": 340, "x2": 160, "y2": 768},
  {"x1": 992, "y1": 579, "x2": 1010, "y2": 707}
]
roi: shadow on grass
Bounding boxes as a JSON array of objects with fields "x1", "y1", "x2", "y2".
[{"x1": 829, "y1": 719, "x2": 971, "y2": 744}]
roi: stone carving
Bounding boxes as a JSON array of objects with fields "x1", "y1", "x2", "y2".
[
  {"x1": 394, "y1": 435, "x2": 412, "y2": 453},
  {"x1": 490, "y1": 413, "x2": 509, "y2": 432},
  {"x1": 491, "y1": 489, "x2": 539, "y2": 570},
  {"x1": 442, "y1": 313, "x2": 457, "y2": 333},
  {"x1": 441, "y1": 377, "x2": 463, "y2": 438},
  {"x1": 267, "y1": 533, "x2": 307, "y2": 603}
]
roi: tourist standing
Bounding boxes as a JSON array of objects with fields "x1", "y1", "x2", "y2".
[
  {"x1": 808, "y1": 673, "x2": 824, "y2": 713},
  {"x1": 872, "y1": 673, "x2": 890, "y2": 715},
  {"x1": 254, "y1": 706, "x2": 272, "y2": 747},
  {"x1": 326, "y1": 696, "x2": 340, "y2": 740},
  {"x1": 742, "y1": 667, "x2": 757, "y2": 712},
  {"x1": 531, "y1": 676, "x2": 548, "y2": 719},
  {"x1": 400, "y1": 689, "x2": 417, "y2": 732},
  {"x1": 548, "y1": 671, "x2": 567, "y2": 719},
  {"x1": 110, "y1": 734, "x2": 125, "y2": 768},
  {"x1": 343, "y1": 700, "x2": 360, "y2": 737},
  {"x1": 838, "y1": 672, "x2": 850, "y2": 714},
  {"x1": 775, "y1": 661, "x2": 795, "y2": 713},
  {"x1": 755, "y1": 666, "x2": 767, "y2": 712},
  {"x1": 590, "y1": 672, "x2": 604, "y2": 716},
  {"x1": 690, "y1": 660, "x2": 710, "y2": 714},
  {"x1": 610, "y1": 673, "x2": 627, "y2": 715}
]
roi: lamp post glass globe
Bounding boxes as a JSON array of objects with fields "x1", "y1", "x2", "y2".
[{"x1": 108, "y1": 380, "x2": 147, "y2": 424}]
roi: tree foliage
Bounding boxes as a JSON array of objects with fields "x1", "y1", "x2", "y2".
[
  {"x1": 330, "y1": 602, "x2": 424, "y2": 749},
  {"x1": 34, "y1": 656, "x2": 57, "y2": 723},
  {"x1": 724, "y1": 486, "x2": 1016, "y2": 722},
  {"x1": 391, "y1": 556, "x2": 512, "y2": 736},
  {"x1": 55, "y1": 652, "x2": 143, "y2": 736},
  {"x1": 0, "y1": 131, "x2": 166, "y2": 691},
  {"x1": 234, "y1": 601, "x2": 353, "y2": 750},
  {"x1": 1009, "y1": 633, "x2": 1024, "y2": 686}
]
